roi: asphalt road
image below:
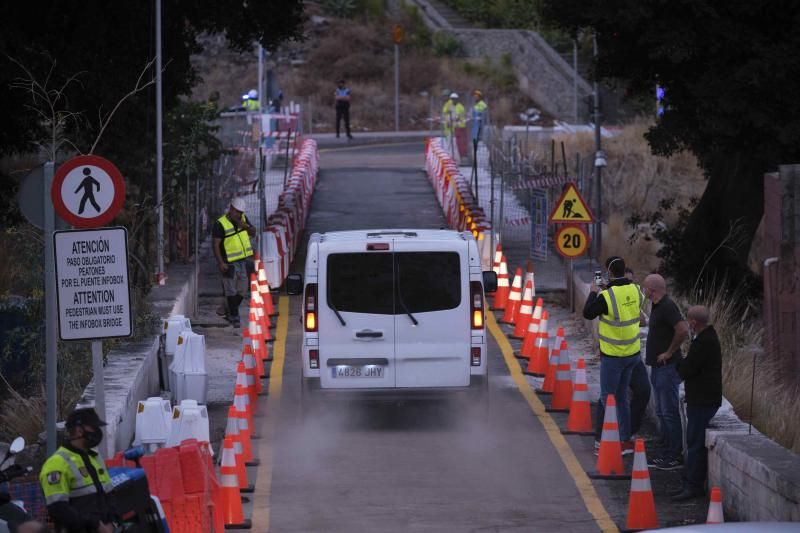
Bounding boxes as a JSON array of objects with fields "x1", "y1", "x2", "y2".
[{"x1": 246, "y1": 142, "x2": 619, "y2": 532}]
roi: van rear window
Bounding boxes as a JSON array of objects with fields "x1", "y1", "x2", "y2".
[{"x1": 327, "y1": 252, "x2": 461, "y2": 315}]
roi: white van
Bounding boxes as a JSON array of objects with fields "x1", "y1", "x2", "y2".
[{"x1": 287, "y1": 229, "x2": 497, "y2": 402}]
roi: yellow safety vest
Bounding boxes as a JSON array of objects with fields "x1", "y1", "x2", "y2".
[
  {"x1": 244, "y1": 99, "x2": 260, "y2": 111},
  {"x1": 598, "y1": 283, "x2": 642, "y2": 356},
  {"x1": 40, "y1": 445, "x2": 112, "y2": 509},
  {"x1": 442, "y1": 101, "x2": 466, "y2": 128},
  {"x1": 218, "y1": 214, "x2": 254, "y2": 263}
]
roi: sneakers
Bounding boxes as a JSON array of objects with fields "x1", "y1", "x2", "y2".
[
  {"x1": 621, "y1": 440, "x2": 635, "y2": 456},
  {"x1": 592, "y1": 439, "x2": 634, "y2": 456},
  {"x1": 649, "y1": 456, "x2": 684, "y2": 471}
]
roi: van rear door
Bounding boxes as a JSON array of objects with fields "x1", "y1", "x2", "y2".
[
  {"x1": 392, "y1": 243, "x2": 470, "y2": 388},
  {"x1": 319, "y1": 244, "x2": 396, "y2": 389}
]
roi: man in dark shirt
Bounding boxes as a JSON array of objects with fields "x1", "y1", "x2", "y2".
[
  {"x1": 643, "y1": 274, "x2": 689, "y2": 470},
  {"x1": 671, "y1": 305, "x2": 722, "y2": 501}
]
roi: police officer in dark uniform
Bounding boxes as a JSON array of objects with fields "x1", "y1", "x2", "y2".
[{"x1": 39, "y1": 408, "x2": 117, "y2": 533}]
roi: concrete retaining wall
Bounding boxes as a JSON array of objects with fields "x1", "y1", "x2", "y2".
[
  {"x1": 77, "y1": 263, "x2": 197, "y2": 456},
  {"x1": 404, "y1": 0, "x2": 592, "y2": 120}
]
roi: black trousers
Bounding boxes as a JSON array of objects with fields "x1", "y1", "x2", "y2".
[{"x1": 336, "y1": 104, "x2": 351, "y2": 136}]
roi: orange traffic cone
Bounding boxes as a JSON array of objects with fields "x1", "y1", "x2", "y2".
[
  {"x1": 562, "y1": 358, "x2": 594, "y2": 435},
  {"x1": 226, "y1": 405, "x2": 257, "y2": 467},
  {"x1": 250, "y1": 274, "x2": 272, "y2": 331},
  {"x1": 242, "y1": 344, "x2": 263, "y2": 396},
  {"x1": 492, "y1": 244, "x2": 502, "y2": 275},
  {"x1": 706, "y1": 487, "x2": 724, "y2": 524},
  {"x1": 257, "y1": 266, "x2": 277, "y2": 317},
  {"x1": 232, "y1": 431, "x2": 254, "y2": 494},
  {"x1": 538, "y1": 329, "x2": 564, "y2": 395},
  {"x1": 525, "y1": 260, "x2": 536, "y2": 298},
  {"x1": 234, "y1": 379, "x2": 254, "y2": 428},
  {"x1": 524, "y1": 311, "x2": 549, "y2": 376},
  {"x1": 517, "y1": 298, "x2": 543, "y2": 359},
  {"x1": 625, "y1": 439, "x2": 658, "y2": 530},
  {"x1": 218, "y1": 437, "x2": 250, "y2": 528},
  {"x1": 546, "y1": 332, "x2": 572, "y2": 412},
  {"x1": 588, "y1": 394, "x2": 631, "y2": 480},
  {"x1": 499, "y1": 267, "x2": 522, "y2": 324},
  {"x1": 492, "y1": 255, "x2": 510, "y2": 310},
  {"x1": 233, "y1": 395, "x2": 257, "y2": 442},
  {"x1": 511, "y1": 281, "x2": 534, "y2": 339}
]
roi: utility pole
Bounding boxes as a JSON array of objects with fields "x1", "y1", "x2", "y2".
[
  {"x1": 592, "y1": 33, "x2": 606, "y2": 260},
  {"x1": 44, "y1": 162, "x2": 57, "y2": 456},
  {"x1": 155, "y1": 0, "x2": 165, "y2": 284},
  {"x1": 394, "y1": 43, "x2": 400, "y2": 132},
  {"x1": 258, "y1": 45, "x2": 264, "y2": 111}
]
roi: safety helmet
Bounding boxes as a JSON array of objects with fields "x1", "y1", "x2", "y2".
[
  {"x1": 231, "y1": 197, "x2": 247, "y2": 212},
  {"x1": 473, "y1": 90, "x2": 483, "y2": 98},
  {"x1": 241, "y1": 93, "x2": 250, "y2": 101},
  {"x1": 449, "y1": 92, "x2": 458, "y2": 99},
  {"x1": 248, "y1": 89, "x2": 258, "y2": 99}
]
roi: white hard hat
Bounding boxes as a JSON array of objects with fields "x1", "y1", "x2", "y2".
[
  {"x1": 230, "y1": 197, "x2": 247, "y2": 212},
  {"x1": 241, "y1": 93, "x2": 250, "y2": 100},
  {"x1": 248, "y1": 89, "x2": 258, "y2": 99},
  {"x1": 449, "y1": 92, "x2": 459, "y2": 99}
]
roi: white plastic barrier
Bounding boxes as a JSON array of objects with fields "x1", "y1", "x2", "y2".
[
  {"x1": 133, "y1": 397, "x2": 172, "y2": 452},
  {"x1": 163, "y1": 315, "x2": 191, "y2": 356},
  {"x1": 260, "y1": 138, "x2": 319, "y2": 287},
  {"x1": 167, "y1": 399, "x2": 212, "y2": 453},
  {"x1": 169, "y1": 331, "x2": 208, "y2": 405}
]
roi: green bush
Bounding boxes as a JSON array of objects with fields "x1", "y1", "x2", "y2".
[
  {"x1": 432, "y1": 32, "x2": 463, "y2": 57},
  {"x1": 324, "y1": 0, "x2": 358, "y2": 18}
]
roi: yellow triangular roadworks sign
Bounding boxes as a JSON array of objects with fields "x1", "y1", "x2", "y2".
[{"x1": 548, "y1": 182, "x2": 595, "y2": 224}]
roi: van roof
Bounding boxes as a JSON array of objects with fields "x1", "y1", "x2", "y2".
[{"x1": 313, "y1": 229, "x2": 471, "y2": 243}]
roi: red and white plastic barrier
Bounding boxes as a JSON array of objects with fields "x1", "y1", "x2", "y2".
[
  {"x1": 260, "y1": 138, "x2": 319, "y2": 287},
  {"x1": 425, "y1": 138, "x2": 494, "y2": 270}
]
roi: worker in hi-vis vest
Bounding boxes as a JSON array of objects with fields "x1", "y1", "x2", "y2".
[
  {"x1": 442, "y1": 92, "x2": 466, "y2": 158},
  {"x1": 470, "y1": 89, "x2": 488, "y2": 143},
  {"x1": 212, "y1": 197, "x2": 256, "y2": 328},
  {"x1": 39, "y1": 408, "x2": 117, "y2": 533},
  {"x1": 582, "y1": 256, "x2": 645, "y2": 455}
]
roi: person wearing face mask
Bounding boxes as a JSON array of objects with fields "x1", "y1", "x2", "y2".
[
  {"x1": 39, "y1": 408, "x2": 117, "y2": 533},
  {"x1": 583, "y1": 256, "x2": 645, "y2": 456}
]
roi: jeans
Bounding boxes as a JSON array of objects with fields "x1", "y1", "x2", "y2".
[
  {"x1": 336, "y1": 104, "x2": 351, "y2": 137},
  {"x1": 595, "y1": 358, "x2": 651, "y2": 440},
  {"x1": 598, "y1": 354, "x2": 639, "y2": 442},
  {"x1": 651, "y1": 364, "x2": 683, "y2": 459},
  {"x1": 685, "y1": 405, "x2": 718, "y2": 490}
]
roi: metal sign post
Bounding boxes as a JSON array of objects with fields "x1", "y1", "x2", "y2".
[
  {"x1": 90, "y1": 340, "x2": 106, "y2": 457},
  {"x1": 394, "y1": 44, "x2": 400, "y2": 132},
  {"x1": 44, "y1": 162, "x2": 58, "y2": 456}
]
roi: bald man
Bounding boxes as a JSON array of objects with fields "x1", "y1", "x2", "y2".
[
  {"x1": 643, "y1": 274, "x2": 689, "y2": 471},
  {"x1": 670, "y1": 305, "x2": 722, "y2": 500}
]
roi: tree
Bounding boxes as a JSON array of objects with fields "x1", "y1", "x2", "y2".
[{"x1": 541, "y1": 0, "x2": 800, "y2": 293}]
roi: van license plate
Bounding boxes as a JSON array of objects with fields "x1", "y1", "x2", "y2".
[{"x1": 332, "y1": 365, "x2": 384, "y2": 378}]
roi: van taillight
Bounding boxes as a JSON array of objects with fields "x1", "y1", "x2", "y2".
[
  {"x1": 305, "y1": 283, "x2": 318, "y2": 332},
  {"x1": 470, "y1": 281, "x2": 484, "y2": 330},
  {"x1": 471, "y1": 347, "x2": 481, "y2": 366},
  {"x1": 309, "y1": 349, "x2": 319, "y2": 369}
]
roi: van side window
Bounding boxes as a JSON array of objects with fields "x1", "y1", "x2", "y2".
[
  {"x1": 328, "y1": 253, "x2": 394, "y2": 314},
  {"x1": 396, "y1": 252, "x2": 460, "y2": 313}
]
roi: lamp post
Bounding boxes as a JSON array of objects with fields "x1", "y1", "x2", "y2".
[{"x1": 592, "y1": 33, "x2": 604, "y2": 260}]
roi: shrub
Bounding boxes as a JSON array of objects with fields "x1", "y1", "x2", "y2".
[
  {"x1": 432, "y1": 32, "x2": 463, "y2": 57},
  {"x1": 324, "y1": 0, "x2": 358, "y2": 18}
]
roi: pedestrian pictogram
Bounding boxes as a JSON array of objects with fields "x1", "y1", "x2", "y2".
[
  {"x1": 554, "y1": 225, "x2": 590, "y2": 259},
  {"x1": 549, "y1": 182, "x2": 594, "y2": 224},
  {"x1": 51, "y1": 155, "x2": 126, "y2": 228}
]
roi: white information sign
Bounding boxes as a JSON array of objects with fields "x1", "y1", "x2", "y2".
[{"x1": 54, "y1": 227, "x2": 132, "y2": 340}]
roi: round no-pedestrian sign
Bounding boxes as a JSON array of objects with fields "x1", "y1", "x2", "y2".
[{"x1": 51, "y1": 155, "x2": 126, "y2": 228}]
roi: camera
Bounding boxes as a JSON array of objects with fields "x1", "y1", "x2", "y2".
[{"x1": 594, "y1": 270, "x2": 604, "y2": 287}]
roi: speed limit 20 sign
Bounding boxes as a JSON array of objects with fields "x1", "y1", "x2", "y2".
[{"x1": 554, "y1": 224, "x2": 590, "y2": 259}]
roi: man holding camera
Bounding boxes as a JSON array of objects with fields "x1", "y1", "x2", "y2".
[{"x1": 583, "y1": 256, "x2": 644, "y2": 455}]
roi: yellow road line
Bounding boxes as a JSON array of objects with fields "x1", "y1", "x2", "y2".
[
  {"x1": 487, "y1": 312, "x2": 620, "y2": 533},
  {"x1": 251, "y1": 296, "x2": 289, "y2": 531}
]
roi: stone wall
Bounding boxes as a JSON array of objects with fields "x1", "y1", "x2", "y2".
[
  {"x1": 404, "y1": 0, "x2": 593, "y2": 121},
  {"x1": 761, "y1": 165, "x2": 800, "y2": 374}
]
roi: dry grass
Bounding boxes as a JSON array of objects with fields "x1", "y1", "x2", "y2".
[
  {"x1": 548, "y1": 118, "x2": 706, "y2": 275},
  {"x1": 676, "y1": 287, "x2": 800, "y2": 454}
]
